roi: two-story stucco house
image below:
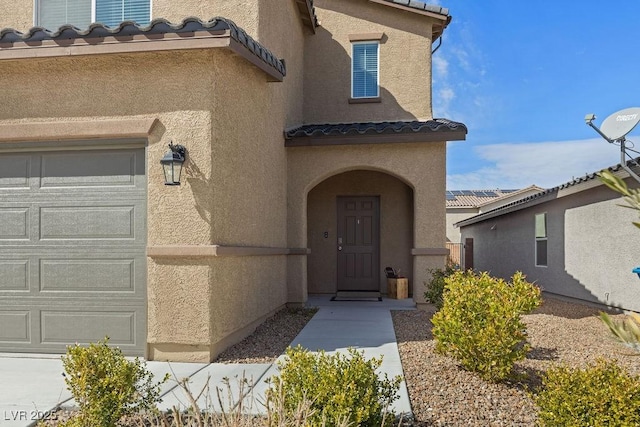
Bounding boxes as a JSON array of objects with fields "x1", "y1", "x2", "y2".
[{"x1": 0, "y1": 0, "x2": 466, "y2": 362}]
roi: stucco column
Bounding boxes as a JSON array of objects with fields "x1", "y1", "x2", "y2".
[
  {"x1": 286, "y1": 174, "x2": 309, "y2": 306},
  {"x1": 412, "y1": 179, "x2": 447, "y2": 307}
]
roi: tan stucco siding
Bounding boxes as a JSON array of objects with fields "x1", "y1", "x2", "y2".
[
  {"x1": 460, "y1": 180, "x2": 640, "y2": 312},
  {"x1": 287, "y1": 141, "x2": 447, "y2": 304},
  {"x1": 257, "y1": 0, "x2": 305, "y2": 128},
  {"x1": 152, "y1": 1, "x2": 258, "y2": 36},
  {"x1": 0, "y1": 0, "x2": 32, "y2": 31},
  {"x1": 304, "y1": 0, "x2": 434, "y2": 123},
  {"x1": 307, "y1": 170, "x2": 413, "y2": 294},
  {"x1": 210, "y1": 49, "x2": 288, "y2": 247}
]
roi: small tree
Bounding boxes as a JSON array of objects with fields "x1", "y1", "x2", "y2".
[
  {"x1": 598, "y1": 169, "x2": 640, "y2": 228},
  {"x1": 597, "y1": 170, "x2": 640, "y2": 351}
]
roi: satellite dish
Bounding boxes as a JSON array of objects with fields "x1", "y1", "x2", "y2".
[{"x1": 599, "y1": 107, "x2": 640, "y2": 141}]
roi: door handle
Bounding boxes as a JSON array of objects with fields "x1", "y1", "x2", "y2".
[{"x1": 338, "y1": 246, "x2": 342, "y2": 251}]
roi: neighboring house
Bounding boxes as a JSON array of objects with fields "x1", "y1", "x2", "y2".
[
  {"x1": 445, "y1": 187, "x2": 542, "y2": 265},
  {"x1": 0, "y1": 0, "x2": 466, "y2": 361},
  {"x1": 457, "y1": 159, "x2": 640, "y2": 312}
]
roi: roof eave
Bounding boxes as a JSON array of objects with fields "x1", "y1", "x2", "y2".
[
  {"x1": 0, "y1": 18, "x2": 286, "y2": 82},
  {"x1": 285, "y1": 129, "x2": 465, "y2": 147},
  {"x1": 295, "y1": 0, "x2": 318, "y2": 33},
  {"x1": 368, "y1": 0, "x2": 451, "y2": 39}
]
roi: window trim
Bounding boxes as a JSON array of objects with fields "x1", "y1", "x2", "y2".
[
  {"x1": 34, "y1": 0, "x2": 153, "y2": 28},
  {"x1": 351, "y1": 40, "x2": 380, "y2": 100},
  {"x1": 535, "y1": 212, "x2": 548, "y2": 267}
]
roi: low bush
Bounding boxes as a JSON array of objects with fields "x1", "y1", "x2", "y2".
[
  {"x1": 431, "y1": 270, "x2": 541, "y2": 381},
  {"x1": 267, "y1": 346, "x2": 401, "y2": 427},
  {"x1": 61, "y1": 337, "x2": 168, "y2": 427},
  {"x1": 424, "y1": 262, "x2": 458, "y2": 310},
  {"x1": 535, "y1": 358, "x2": 640, "y2": 426}
]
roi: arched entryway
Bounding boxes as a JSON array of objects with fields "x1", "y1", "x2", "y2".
[{"x1": 306, "y1": 170, "x2": 414, "y2": 296}]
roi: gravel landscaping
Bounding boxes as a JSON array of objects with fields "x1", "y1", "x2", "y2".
[
  {"x1": 392, "y1": 297, "x2": 640, "y2": 426},
  {"x1": 40, "y1": 297, "x2": 640, "y2": 426},
  {"x1": 215, "y1": 307, "x2": 318, "y2": 364}
]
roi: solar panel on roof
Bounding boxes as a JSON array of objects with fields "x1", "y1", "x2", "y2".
[
  {"x1": 484, "y1": 191, "x2": 497, "y2": 197},
  {"x1": 461, "y1": 190, "x2": 474, "y2": 196},
  {"x1": 446, "y1": 194, "x2": 456, "y2": 200}
]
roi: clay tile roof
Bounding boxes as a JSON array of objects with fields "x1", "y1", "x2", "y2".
[
  {"x1": 286, "y1": 119, "x2": 467, "y2": 138},
  {"x1": 0, "y1": 17, "x2": 286, "y2": 78},
  {"x1": 382, "y1": 0, "x2": 449, "y2": 16},
  {"x1": 371, "y1": 0, "x2": 451, "y2": 39},
  {"x1": 295, "y1": 0, "x2": 319, "y2": 32},
  {"x1": 446, "y1": 190, "x2": 519, "y2": 208}
]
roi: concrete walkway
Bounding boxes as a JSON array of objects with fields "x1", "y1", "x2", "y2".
[{"x1": 0, "y1": 295, "x2": 415, "y2": 426}]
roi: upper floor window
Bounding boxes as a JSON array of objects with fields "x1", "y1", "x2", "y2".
[
  {"x1": 351, "y1": 41, "x2": 379, "y2": 99},
  {"x1": 535, "y1": 213, "x2": 547, "y2": 267},
  {"x1": 36, "y1": 0, "x2": 151, "y2": 30}
]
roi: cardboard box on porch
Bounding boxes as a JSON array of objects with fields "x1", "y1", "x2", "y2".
[{"x1": 387, "y1": 278, "x2": 408, "y2": 299}]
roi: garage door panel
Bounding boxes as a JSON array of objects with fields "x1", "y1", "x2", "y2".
[
  {"x1": 40, "y1": 150, "x2": 140, "y2": 188},
  {"x1": 40, "y1": 259, "x2": 135, "y2": 292},
  {"x1": 40, "y1": 206, "x2": 136, "y2": 240},
  {"x1": 0, "y1": 155, "x2": 30, "y2": 189},
  {"x1": 0, "y1": 311, "x2": 30, "y2": 342},
  {"x1": 0, "y1": 260, "x2": 30, "y2": 291},
  {"x1": 41, "y1": 311, "x2": 137, "y2": 345},
  {"x1": 0, "y1": 207, "x2": 30, "y2": 240}
]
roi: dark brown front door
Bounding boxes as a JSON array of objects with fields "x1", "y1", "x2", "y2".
[{"x1": 337, "y1": 196, "x2": 380, "y2": 291}]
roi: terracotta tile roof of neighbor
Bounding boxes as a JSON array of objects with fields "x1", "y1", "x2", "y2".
[
  {"x1": 0, "y1": 17, "x2": 286, "y2": 78},
  {"x1": 455, "y1": 157, "x2": 640, "y2": 227},
  {"x1": 446, "y1": 189, "x2": 519, "y2": 208}
]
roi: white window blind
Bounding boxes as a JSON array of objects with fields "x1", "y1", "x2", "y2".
[
  {"x1": 96, "y1": 0, "x2": 150, "y2": 27},
  {"x1": 352, "y1": 42, "x2": 379, "y2": 98},
  {"x1": 37, "y1": 0, "x2": 150, "y2": 30},
  {"x1": 38, "y1": 0, "x2": 91, "y2": 30}
]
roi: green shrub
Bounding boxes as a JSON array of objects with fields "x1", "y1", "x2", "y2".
[
  {"x1": 424, "y1": 262, "x2": 457, "y2": 310},
  {"x1": 267, "y1": 346, "x2": 401, "y2": 427},
  {"x1": 61, "y1": 337, "x2": 168, "y2": 427},
  {"x1": 431, "y1": 270, "x2": 541, "y2": 381},
  {"x1": 535, "y1": 359, "x2": 640, "y2": 426}
]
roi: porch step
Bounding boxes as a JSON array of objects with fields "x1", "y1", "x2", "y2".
[{"x1": 331, "y1": 291, "x2": 382, "y2": 301}]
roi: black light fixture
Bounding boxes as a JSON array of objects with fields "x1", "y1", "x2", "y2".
[{"x1": 160, "y1": 142, "x2": 186, "y2": 186}]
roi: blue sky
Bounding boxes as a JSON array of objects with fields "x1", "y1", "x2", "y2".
[{"x1": 432, "y1": 1, "x2": 640, "y2": 190}]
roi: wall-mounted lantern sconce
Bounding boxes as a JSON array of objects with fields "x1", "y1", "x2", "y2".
[{"x1": 160, "y1": 142, "x2": 186, "y2": 186}]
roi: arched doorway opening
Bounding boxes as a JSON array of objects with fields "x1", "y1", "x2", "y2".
[{"x1": 306, "y1": 170, "x2": 414, "y2": 296}]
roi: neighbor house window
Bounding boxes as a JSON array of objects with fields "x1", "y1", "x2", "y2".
[
  {"x1": 351, "y1": 41, "x2": 379, "y2": 99},
  {"x1": 535, "y1": 213, "x2": 547, "y2": 267},
  {"x1": 37, "y1": 0, "x2": 150, "y2": 30}
]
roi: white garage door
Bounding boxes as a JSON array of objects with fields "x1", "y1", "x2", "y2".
[{"x1": 0, "y1": 146, "x2": 147, "y2": 356}]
